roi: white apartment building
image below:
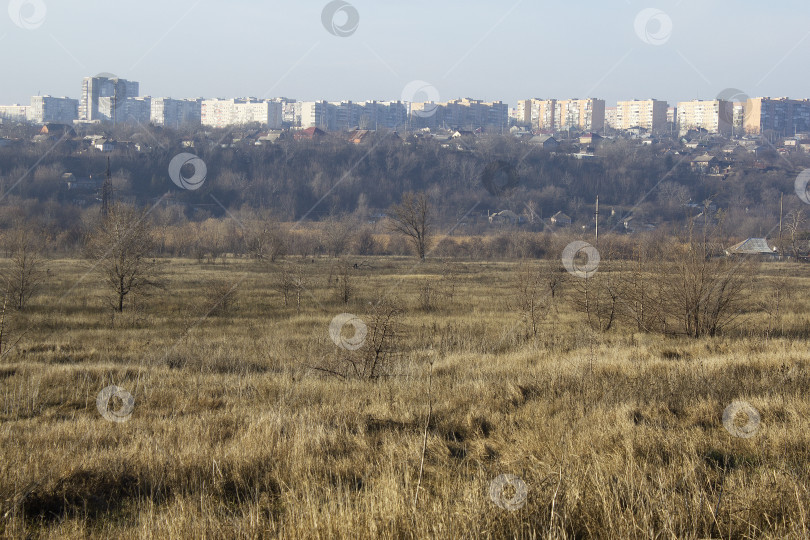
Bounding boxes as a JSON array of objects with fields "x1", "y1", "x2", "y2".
[
  {"x1": 0, "y1": 104, "x2": 30, "y2": 122},
  {"x1": 201, "y1": 98, "x2": 282, "y2": 129},
  {"x1": 677, "y1": 99, "x2": 732, "y2": 135},
  {"x1": 28, "y1": 96, "x2": 79, "y2": 124},
  {"x1": 300, "y1": 101, "x2": 331, "y2": 129},
  {"x1": 80, "y1": 76, "x2": 139, "y2": 123},
  {"x1": 151, "y1": 98, "x2": 202, "y2": 128},
  {"x1": 614, "y1": 99, "x2": 668, "y2": 132}
]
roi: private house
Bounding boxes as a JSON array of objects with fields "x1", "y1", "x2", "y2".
[
  {"x1": 348, "y1": 129, "x2": 371, "y2": 144},
  {"x1": 550, "y1": 211, "x2": 572, "y2": 227},
  {"x1": 690, "y1": 154, "x2": 719, "y2": 173},
  {"x1": 725, "y1": 238, "x2": 776, "y2": 258},
  {"x1": 40, "y1": 123, "x2": 76, "y2": 138},
  {"x1": 93, "y1": 138, "x2": 116, "y2": 152},
  {"x1": 528, "y1": 134, "x2": 559, "y2": 150},
  {"x1": 488, "y1": 210, "x2": 520, "y2": 225},
  {"x1": 294, "y1": 127, "x2": 326, "y2": 141}
]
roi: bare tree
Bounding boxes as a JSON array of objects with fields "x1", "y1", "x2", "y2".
[
  {"x1": 323, "y1": 216, "x2": 354, "y2": 258},
  {"x1": 2, "y1": 228, "x2": 47, "y2": 310},
  {"x1": 332, "y1": 261, "x2": 354, "y2": 305},
  {"x1": 246, "y1": 221, "x2": 287, "y2": 262},
  {"x1": 387, "y1": 192, "x2": 432, "y2": 261},
  {"x1": 85, "y1": 204, "x2": 161, "y2": 312},
  {"x1": 785, "y1": 209, "x2": 807, "y2": 261},
  {"x1": 513, "y1": 262, "x2": 551, "y2": 338},
  {"x1": 662, "y1": 240, "x2": 751, "y2": 338}
]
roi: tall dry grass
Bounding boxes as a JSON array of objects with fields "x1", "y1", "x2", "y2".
[{"x1": 0, "y1": 256, "x2": 808, "y2": 538}]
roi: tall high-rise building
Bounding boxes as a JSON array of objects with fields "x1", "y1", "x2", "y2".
[
  {"x1": 516, "y1": 99, "x2": 557, "y2": 130},
  {"x1": 555, "y1": 99, "x2": 605, "y2": 132},
  {"x1": 201, "y1": 98, "x2": 282, "y2": 129},
  {"x1": 80, "y1": 76, "x2": 139, "y2": 123},
  {"x1": 743, "y1": 97, "x2": 810, "y2": 135},
  {"x1": 28, "y1": 95, "x2": 79, "y2": 124},
  {"x1": 614, "y1": 99, "x2": 668, "y2": 132},
  {"x1": 151, "y1": 98, "x2": 202, "y2": 128},
  {"x1": 677, "y1": 99, "x2": 732, "y2": 134}
]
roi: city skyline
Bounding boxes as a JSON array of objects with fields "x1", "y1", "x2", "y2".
[{"x1": 1, "y1": 1, "x2": 809, "y2": 107}]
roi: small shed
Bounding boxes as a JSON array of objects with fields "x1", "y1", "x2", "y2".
[{"x1": 725, "y1": 238, "x2": 776, "y2": 257}]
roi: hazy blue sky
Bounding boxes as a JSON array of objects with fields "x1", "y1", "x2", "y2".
[{"x1": 1, "y1": 0, "x2": 808, "y2": 107}]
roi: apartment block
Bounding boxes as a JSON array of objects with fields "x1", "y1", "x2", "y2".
[
  {"x1": 743, "y1": 97, "x2": 810, "y2": 135},
  {"x1": 667, "y1": 107, "x2": 677, "y2": 126},
  {"x1": 408, "y1": 98, "x2": 508, "y2": 130},
  {"x1": 201, "y1": 98, "x2": 282, "y2": 129},
  {"x1": 676, "y1": 100, "x2": 732, "y2": 135},
  {"x1": 119, "y1": 97, "x2": 151, "y2": 125},
  {"x1": 555, "y1": 99, "x2": 605, "y2": 132},
  {"x1": 300, "y1": 101, "x2": 330, "y2": 129},
  {"x1": 605, "y1": 107, "x2": 618, "y2": 129},
  {"x1": 300, "y1": 100, "x2": 408, "y2": 131},
  {"x1": 614, "y1": 99, "x2": 668, "y2": 131},
  {"x1": 80, "y1": 76, "x2": 140, "y2": 123},
  {"x1": 28, "y1": 96, "x2": 79, "y2": 124},
  {"x1": 151, "y1": 98, "x2": 202, "y2": 128},
  {"x1": 516, "y1": 99, "x2": 557, "y2": 130},
  {"x1": 0, "y1": 104, "x2": 30, "y2": 122}
]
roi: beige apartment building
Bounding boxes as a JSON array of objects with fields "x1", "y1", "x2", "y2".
[
  {"x1": 516, "y1": 98, "x2": 557, "y2": 130},
  {"x1": 555, "y1": 98, "x2": 605, "y2": 132},
  {"x1": 516, "y1": 98, "x2": 603, "y2": 131},
  {"x1": 743, "y1": 97, "x2": 810, "y2": 135},
  {"x1": 676, "y1": 99, "x2": 732, "y2": 135},
  {"x1": 614, "y1": 99, "x2": 668, "y2": 131}
]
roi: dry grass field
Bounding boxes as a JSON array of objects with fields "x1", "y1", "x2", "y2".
[{"x1": 0, "y1": 256, "x2": 809, "y2": 538}]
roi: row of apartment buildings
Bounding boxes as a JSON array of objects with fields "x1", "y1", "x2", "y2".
[
  {"x1": 514, "y1": 97, "x2": 810, "y2": 136},
  {"x1": 3, "y1": 75, "x2": 809, "y2": 136},
  {"x1": 299, "y1": 98, "x2": 508, "y2": 131}
]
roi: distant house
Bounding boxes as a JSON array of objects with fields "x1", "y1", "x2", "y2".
[
  {"x1": 550, "y1": 211, "x2": 572, "y2": 227},
  {"x1": 62, "y1": 172, "x2": 101, "y2": 191},
  {"x1": 528, "y1": 134, "x2": 559, "y2": 150},
  {"x1": 488, "y1": 210, "x2": 520, "y2": 225},
  {"x1": 294, "y1": 127, "x2": 326, "y2": 141},
  {"x1": 348, "y1": 129, "x2": 371, "y2": 144},
  {"x1": 93, "y1": 138, "x2": 116, "y2": 152},
  {"x1": 725, "y1": 238, "x2": 776, "y2": 258},
  {"x1": 40, "y1": 123, "x2": 76, "y2": 138},
  {"x1": 579, "y1": 133, "x2": 603, "y2": 146},
  {"x1": 690, "y1": 154, "x2": 718, "y2": 173},
  {"x1": 256, "y1": 131, "x2": 284, "y2": 144}
]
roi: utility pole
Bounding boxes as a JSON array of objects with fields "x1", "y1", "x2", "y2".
[
  {"x1": 779, "y1": 192, "x2": 784, "y2": 259},
  {"x1": 101, "y1": 157, "x2": 112, "y2": 219},
  {"x1": 595, "y1": 194, "x2": 599, "y2": 245}
]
